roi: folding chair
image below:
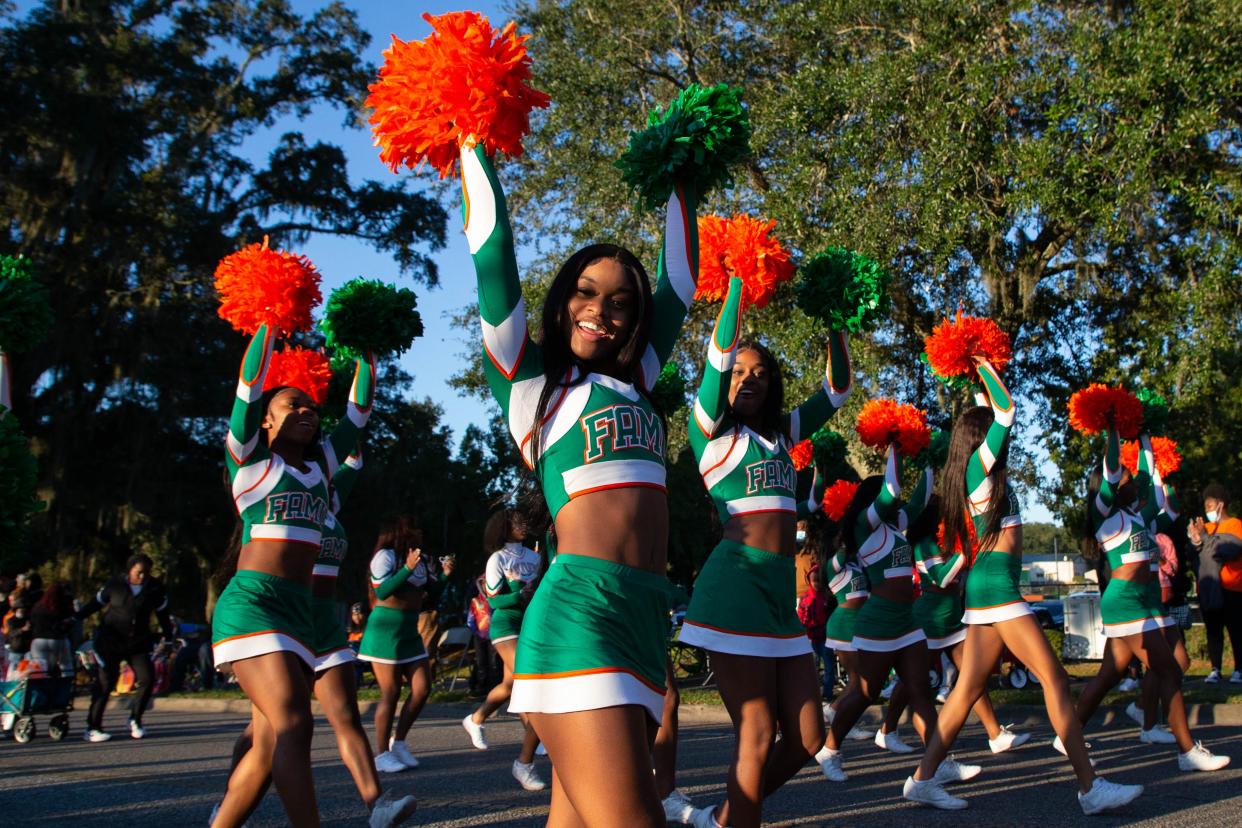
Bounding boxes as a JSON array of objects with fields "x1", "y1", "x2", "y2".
[{"x1": 435, "y1": 626, "x2": 474, "y2": 691}]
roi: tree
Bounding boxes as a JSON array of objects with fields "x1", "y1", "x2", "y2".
[
  {"x1": 0, "y1": 1, "x2": 453, "y2": 614},
  {"x1": 472, "y1": 0, "x2": 1242, "y2": 540}
]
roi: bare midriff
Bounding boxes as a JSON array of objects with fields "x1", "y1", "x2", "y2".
[
  {"x1": 981, "y1": 524, "x2": 1022, "y2": 556},
  {"x1": 872, "y1": 579, "x2": 916, "y2": 603},
  {"x1": 1110, "y1": 560, "x2": 1156, "y2": 584},
  {"x1": 920, "y1": 580, "x2": 960, "y2": 596},
  {"x1": 723, "y1": 512, "x2": 797, "y2": 557},
  {"x1": 375, "y1": 589, "x2": 423, "y2": 613},
  {"x1": 840, "y1": 597, "x2": 867, "y2": 610},
  {"x1": 555, "y1": 487, "x2": 669, "y2": 574},
  {"x1": 238, "y1": 541, "x2": 315, "y2": 584},
  {"x1": 311, "y1": 575, "x2": 336, "y2": 599}
]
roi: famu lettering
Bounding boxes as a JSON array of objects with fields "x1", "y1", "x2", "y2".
[
  {"x1": 744, "y1": 459, "x2": 795, "y2": 494},
  {"x1": 580, "y1": 404, "x2": 664, "y2": 463},
  {"x1": 319, "y1": 536, "x2": 348, "y2": 563},
  {"x1": 263, "y1": 491, "x2": 329, "y2": 526}
]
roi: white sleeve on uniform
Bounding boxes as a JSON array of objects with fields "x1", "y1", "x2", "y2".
[
  {"x1": 369, "y1": 548, "x2": 397, "y2": 587},
  {"x1": 483, "y1": 551, "x2": 505, "y2": 596}
]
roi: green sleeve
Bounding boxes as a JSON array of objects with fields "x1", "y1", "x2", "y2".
[
  {"x1": 780, "y1": 331, "x2": 852, "y2": 443},
  {"x1": 373, "y1": 566, "x2": 413, "y2": 601},
  {"x1": 332, "y1": 451, "x2": 362, "y2": 508},
  {"x1": 688, "y1": 277, "x2": 743, "y2": 448},
  {"x1": 641, "y1": 183, "x2": 700, "y2": 392},
  {"x1": 900, "y1": 465, "x2": 933, "y2": 527},
  {"x1": 796, "y1": 466, "x2": 826, "y2": 519},
  {"x1": 1092, "y1": 422, "x2": 1122, "y2": 528},
  {"x1": 965, "y1": 359, "x2": 1015, "y2": 494},
  {"x1": 855, "y1": 444, "x2": 902, "y2": 542},
  {"x1": 324, "y1": 354, "x2": 374, "y2": 476},
  {"x1": 1137, "y1": 434, "x2": 1160, "y2": 525},
  {"x1": 225, "y1": 325, "x2": 275, "y2": 474},
  {"x1": 914, "y1": 536, "x2": 965, "y2": 589}
]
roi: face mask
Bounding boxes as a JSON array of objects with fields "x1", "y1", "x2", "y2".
[
  {"x1": 1207, "y1": 510, "x2": 1220, "y2": 523},
  {"x1": 795, "y1": 530, "x2": 807, "y2": 544}
]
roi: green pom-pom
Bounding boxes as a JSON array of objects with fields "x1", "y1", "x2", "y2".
[
  {"x1": 321, "y1": 279, "x2": 423, "y2": 360},
  {"x1": 1135, "y1": 388, "x2": 1169, "y2": 435},
  {"x1": 920, "y1": 352, "x2": 974, "y2": 393},
  {"x1": 810, "y1": 427, "x2": 847, "y2": 473},
  {"x1": 616, "y1": 83, "x2": 751, "y2": 210},
  {"x1": 652, "y1": 362, "x2": 687, "y2": 416},
  {"x1": 914, "y1": 430, "x2": 950, "y2": 470},
  {"x1": 0, "y1": 255, "x2": 54, "y2": 354},
  {"x1": 0, "y1": 414, "x2": 43, "y2": 564},
  {"x1": 794, "y1": 247, "x2": 891, "y2": 333}
]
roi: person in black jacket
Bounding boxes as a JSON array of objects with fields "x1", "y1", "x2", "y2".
[{"x1": 76, "y1": 553, "x2": 174, "y2": 742}]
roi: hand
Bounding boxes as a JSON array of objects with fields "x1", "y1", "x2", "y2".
[
  {"x1": 1187, "y1": 518, "x2": 1204, "y2": 544},
  {"x1": 405, "y1": 548, "x2": 422, "y2": 570}
]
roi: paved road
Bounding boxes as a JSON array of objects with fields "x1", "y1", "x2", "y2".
[{"x1": 1, "y1": 703, "x2": 1240, "y2": 826}]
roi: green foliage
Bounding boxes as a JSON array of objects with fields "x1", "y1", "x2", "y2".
[
  {"x1": 914, "y1": 430, "x2": 950, "y2": 471},
  {"x1": 0, "y1": 414, "x2": 42, "y2": 569},
  {"x1": 795, "y1": 248, "x2": 892, "y2": 333},
  {"x1": 321, "y1": 279, "x2": 424, "y2": 361},
  {"x1": 1136, "y1": 388, "x2": 1170, "y2": 436},
  {"x1": 0, "y1": 254, "x2": 52, "y2": 353},
  {"x1": 616, "y1": 82, "x2": 750, "y2": 209}
]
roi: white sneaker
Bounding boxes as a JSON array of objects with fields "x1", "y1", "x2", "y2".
[
  {"x1": 1117, "y1": 677, "x2": 1140, "y2": 692},
  {"x1": 512, "y1": 758, "x2": 547, "y2": 791},
  {"x1": 936, "y1": 683, "x2": 951, "y2": 704},
  {"x1": 1052, "y1": 735, "x2": 1098, "y2": 767},
  {"x1": 368, "y1": 790, "x2": 418, "y2": 828},
  {"x1": 130, "y1": 720, "x2": 145, "y2": 739},
  {"x1": 1205, "y1": 669, "x2": 1221, "y2": 684},
  {"x1": 1078, "y1": 777, "x2": 1143, "y2": 815},
  {"x1": 374, "y1": 751, "x2": 408, "y2": 773},
  {"x1": 689, "y1": 805, "x2": 721, "y2": 828},
  {"x1": 875, "y1": 727, "x2": 915, "y2": 753},
  {"x1": 388, "y1": 739, "x2": 419, "y2": 769},
  {"x1": 845, "y1": 724, "x2": 873, "y2": 741},
  {"x1": 535, "y1": 741, "x2": 547, "y2": 756},
  {"x1": 1178, "y1": 742, "x2": 1231, "y2": 772},
  {"x1": 661, "y1": 789, "x2": 695, "y2": 824},
  {"x1": 903, "y1": 775, "x2": 968, "y2": 810},
  {"x1": 1231, "y1": 670, "x2": 1242, "y2": 684},
  {"x1": 988, "y1": 725, "x2": 1031, "y2": 754},
  {"x1": 1125, "y1": 702, "x2": 1145, "y2": 727},
  {"x1": 1140, "y1": 726, "x2": 1176, "y2": 744},
  {"x1": 880, "y1": 677, "x2": 898, "y2": 699},
  {"x1": 933, "y1": 755, "x2": 981, "y2": 784},
  {"x1": 816, "y1": 746, "x2": 847, "y2": 782},
  {"x1": 823, "y1": 703, "x2": 836, "y2": 723},
  {"x1": 461, "y1": 714, "x2": 488, "y2": 750},
  {"x1": 83, "y1": 729, "x2": 112, "y2": 743}
]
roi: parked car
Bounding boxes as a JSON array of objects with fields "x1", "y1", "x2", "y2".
[{"x1": 1031, "y1": 599, "x2": 1065, "y2": 630}]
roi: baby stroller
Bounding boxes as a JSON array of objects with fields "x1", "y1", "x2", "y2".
[{"x1": 0, "y1": 658, "x2": 76, "y2": 743}]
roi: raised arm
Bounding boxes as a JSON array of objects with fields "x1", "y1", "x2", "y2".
[
  {"x1": 639, "y1": 183, "x2": 699, "y2": 392},
  {"x1": 1139, "y1": 436, "x2": 1180, "y2": 532},
  {"x1": 332, "y1": 450, "x2": 362, "y2": 512},
  {"x1": 460, "y1": 145, "x2": 545, "y2": 418},
  {"x1": 796, "y1": 466, "x2": 827, "y2": 519},
  {"x1": 225, "y1": 324, "x2": 275, "y2": 473},
  {"x1": 1091, "y1": 420, "x2": 1122, "y2": 526},
  {"x1": 323, "y1": 353, "x2": 374, "y2": 476},
  {"x1": 914, "y1": 536, "x2": 965, "y2": 589},
  {"x1": 690, "y1": 277, "x2": 743, "y2": 443},
  {"x1": 900, "y1": 465, "x2": 934, "y2": 528},
  {"x1": 781, "y1": 331, "x2": 852, "y2": 443},
  {"x1": 965, "y1": 358, "x2": 1015, "y2": 494},
  {"x1": 856, "y1": 444, "x2": 902, "y2": 539}
]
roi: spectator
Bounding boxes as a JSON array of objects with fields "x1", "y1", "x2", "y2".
[
  {"x1": 29, "y1": 582, "x2": 75, "y2": 677},
  {"x1": 75, "y1": 553, "x2": 175, "y2": 741},
  {"x1": 1188, "y1": 483, "x2": 1242, "y2": 684},
  {"x1": 465, "y1": 574, "x2": 500, "y2": 696},
  {"x1": 3, "y1": 605, "x2": 31, "y2": 678},
  {"x1": 435, "y1": 555, "x2": 464, "y2": 629}
]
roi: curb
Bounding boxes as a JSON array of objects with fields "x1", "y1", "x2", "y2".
[{"x1": 110, "y1": 697, "x2": 1242, "y2": 726}]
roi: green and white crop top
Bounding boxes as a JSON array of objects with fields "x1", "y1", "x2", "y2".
[
  {"x1": 226, "y1": 325, "x2": 373, "y2": 546},
  {"x1": 460, "y1": 145, "x2": 697, "y2": 518},
  {"x1": 966, "y1": 360, "x2": 1021, "y2": 540},
  {"x1": 914, "y1": 536, "x2": 965, "y2": 590},
  {"x1": 1091, "y1": 429, "x2": 1177, "y2": 571},
  {"x1": 314, "y1": 451, "x2": 362, "y2": 580},
  {"x1": 826, "y1": 547, "x2": 870, "y2": 603},
  {"x1": 483, "y1": 541, "x2": 542, "y2": 612},
  {"x1": 370, "y1": 547, "x2": 430, "y2": 601},
  {"x1": 852, "y1": 445, "x2": 932, "y2": 586},
  {"x1": 689, "y1": 277, "x2": 851, "y2": 523}
]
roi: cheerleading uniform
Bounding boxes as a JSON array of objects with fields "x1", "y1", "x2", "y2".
[
  {"x1": 359, "y1": 549, "x2": 431, "y2": 665},
  {"x1": 680, "y1": 277, "x2": 851, "y2": 657},
  {"x1": 460, "y1": 144, "x2": 697, "y2": 722},
  {"x1": 850, "y1": 446, "x2": 932, "y2": 651},
  {"x1": 309, "y1": 452, "x2": 362, "y2": 672},
  {"x1": 913, "y1": 537, "x2": 967, "y2": 649},
  {"x1": 823, "y1": 547, "x2": 870, "y2": 653},
  {"x1": 1092, "y1": 428, "x2": 1175, "y2": 637},
  {"x1": 483, "y1": 542, "x2": 543, "y2": 645},
  {"x1": 958, "y1": 360, "x2": 1033, "y2": 625},
  {"x1": 212, "y1": 324, "x2": 374, "y2": 670}
]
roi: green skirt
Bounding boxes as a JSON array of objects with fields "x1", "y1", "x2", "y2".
[
  {"x1": 1101, "y1": 576, "x2": 1172, "y2": 637},
  {"x1": 490, "y1": 606, "x2": 524, "y2": 644},
  {"x1": 212, "y1": 570, "x2": 314, "y2": 669},
  {"x1": 510, "y1": 554, "x2": 670, "y2": 724},
  {"x1": 680, "y1": 539, "x2": 811, "y2": 657},
  {"x1": 358, "y1": 605, "x2": 427, "y2": 665},
  {"x1": 962, "y1": 551, "x2": 1033, "y2": 625},
  {"x1": 310, "y1": 594, "x2": 355, "y2": 672},
  {"x1": 913, "y1": 590, "x2": 967, "y2": 649},
  {"x1": 824, "y1": 605, "x2": 860, "y2": 652},
  {"x1": 852, "y1": 594, "x2": 926, "y2": 652}
]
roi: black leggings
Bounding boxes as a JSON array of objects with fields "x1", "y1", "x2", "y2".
[
  {"x1": 1202, "y1": 590, "x2": 1242, "y2": 674},
  {"x1": 88, "y1": 650, "x2": 154, "y2": 730}
]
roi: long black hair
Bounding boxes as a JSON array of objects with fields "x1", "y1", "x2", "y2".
[
  {"x1": 940, "y1": 407, "x2": 1008, "y2": 557},
  {"x1": 906, "y1": 493, "x2": 942, "y2": 546},
  {"x1": 838, "y1": 475, "x2": 885, "y2": 562},
  {"x1": 732, "y1": 339, "x2": 785, "y2": 440},
  {"x1": 529, "y1": 244, "x2": 654, "y2": 468},
  {"x1": 802, "y1": 511, "x2": 835, "y2": 592}
]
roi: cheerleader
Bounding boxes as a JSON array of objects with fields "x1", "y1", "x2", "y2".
[
  {"x1": 461, "y1": 507, "x2": 548, "y2": 792},
  {"x1": 1073, "y1": 429, "x2": 1229, "y2": 771},
  {"x1": 905, "y1": 358, "x2": 1142, "y2": 814},
  {"x1": 211, "y1": 326, "x2": 372, "y2": 828},
  {"x1": 677, "y1": 277, "x2": 849, "y2": 826},
  {"x1": 458, "y1": 137, "x2": 701, "y2": 824},
  {"x1": 360, "y1": 517, "x2": 433, "y2": 774}
]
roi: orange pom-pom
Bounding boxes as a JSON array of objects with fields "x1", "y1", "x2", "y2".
[
  {"x1": 263, "y1": 346, "x2": 332, "y2": 406},
  {"x1": 214, "y1": 238, "x2": 321, "y2": 336},
  {"x1": 1068, "y1": 384, "x2": 1143, "y2": 438},
  {"x1": 789, "y1": 439, "x2": 813, "y2": 471},
  {"x1": 366, "y1": 11, "x2": 551, "y2": 178},
  {"x1": 822, "y1": 479, "x2": 860, "y2": 522},
  {"x1": 923, "y1": 311, "x2": 1011, "y2": 380},
  {"x1": 1120, "y1": 436, "x2": 1182, "y2": 478},
  {"x1": 937, "y1": 515, "x2": 979, "y2": 557},
  {"x1": 694, "y1": 214, "x2": 795, "y2": 310},
  {"x1": 855, "y1": 399, "x2": 930, "y2": 457}
]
